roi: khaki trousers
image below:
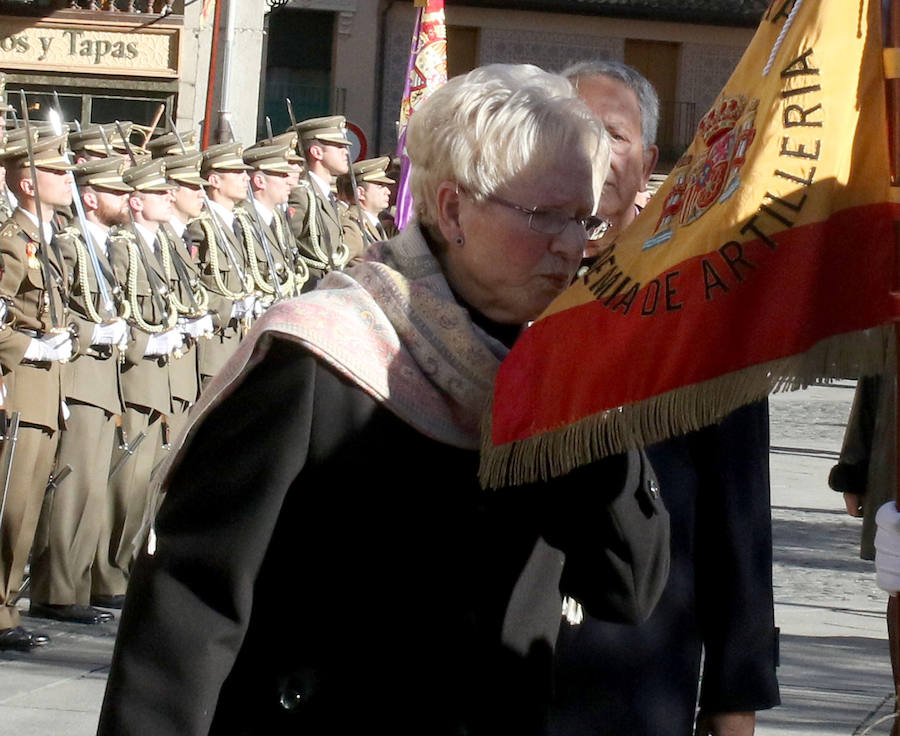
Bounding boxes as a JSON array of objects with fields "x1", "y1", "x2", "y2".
[
  {"x1": 30, "y1": 403, "x2": 115, "y2": 605},
  {"x1": 92, "y1": 405, "x2": 161, "y2": 597},
  {"x1": 0, "y1": 424, "x2": 58, "y2": 629}
]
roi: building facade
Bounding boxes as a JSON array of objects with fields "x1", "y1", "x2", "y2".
[{"x1": 1, "y1": 0, "x2": 766, "y2": 168}]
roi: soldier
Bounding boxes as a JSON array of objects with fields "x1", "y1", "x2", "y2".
[
  {"x1": 0, "y1": 132, "x2": 74, "y2": 651},
  {"x1": 336, "y1": 156, "x2": 394, "y2": 265},
  {"x1": 235, "y1": 140, "x2": 303, "y2": 300},
  {"x1": 145, "y1": 129, "x2": 198, "y2": 159},
  {"x1": 287, "y1": 115, "x2": 352, "y2": 289},
  {"x1": 68, "y1": 123, "x2": 135, "y2": 164},
  {"x1": 29, "y1": 157, "x2": 131, "y2": 622},
  {"x1": 157, "y1": 151, "x2": 212, "y2": 436},
  {"x1": 258, "y1": 131, "x2": 308, "y2": 291},
  {"x1": 92, "y1": 158, "x2": 181, "y2": 602},
  {"x1": 187, "y1": 142, "x2": 257, "y2": 386}
]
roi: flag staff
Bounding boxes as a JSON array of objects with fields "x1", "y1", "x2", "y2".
[{"x1": 886, "y1": 0, "x2": 900, "y2": 731}]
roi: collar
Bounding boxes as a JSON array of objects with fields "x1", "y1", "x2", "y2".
[
  {"x1": 84, "y1": 219, "x2": 110, "y2": 256},
  {"x1": 252, "y1": 198, "x2": 275, "y2": 227},
  {"x1": 168, "y1": 216, "x2": 187, "y2": 239},
  {"x1": 362, "y1": 209, "x2": 380, "y2": 229},
  {"x1": 20, "y1": 207, "x2": 54, "y2": 243},
  {"x1": 134, "y1": 222, "x2": 159, "y2": 251},
  {"x1": 308, "y1": 171, "x2": 333, "y2": 201},
  {"x1": 208, "y1": 198, "x2": 235, "y2": 230}
]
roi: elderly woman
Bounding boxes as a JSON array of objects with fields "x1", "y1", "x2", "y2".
[{"x1": 97, "y1": 65, "x2": 668, "y2": 736}]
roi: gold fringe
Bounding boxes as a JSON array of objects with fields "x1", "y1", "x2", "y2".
[{"x1": 479, "y1": 326, "x2": 893, "y2": 489}]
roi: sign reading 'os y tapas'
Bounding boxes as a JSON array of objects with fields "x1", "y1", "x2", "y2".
[{"x1": 0, "y1": 17, "x2": 180, "y2": 78}]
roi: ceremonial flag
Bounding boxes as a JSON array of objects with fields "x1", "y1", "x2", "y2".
[
  {"x1": 480, "y1": 0, "x2": 900, "y2": 488},
  {"x1": 394, "y1": 0, "x2": 448, "y2": 230}
]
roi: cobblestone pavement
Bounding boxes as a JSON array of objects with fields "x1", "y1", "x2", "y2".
[
  {"x1": 0, "y1": 382, "x2": 896, "y2": 735},
  {"x1": 760, "y1": 382, "x2": 895, "y2": 736}
]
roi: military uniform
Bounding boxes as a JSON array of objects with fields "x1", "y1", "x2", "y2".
[
  {"x1": 0, "y1": 205, "x2": 70, "y2": 630},
  {"x1": 94, "y1": 159, "x2": 178, "y2": 597},
  {"x1": 188, "y1": 142, "x2": 254, "y2": 383},
  {"x1": 287, "y1": 116, "x2": 352, "y2": 287},
  {"x1": 235, "y1": 141, "x2": 304, "y2": 299},
  {"x1": 337, "y1": 156, "x2": 394, "y2": 265},
  {"x1": 30, "y1": 158, "x2": 131, "y2": 614},
  {"x1": 157, "y1": 151, "x2": 212, "y2": 435}
]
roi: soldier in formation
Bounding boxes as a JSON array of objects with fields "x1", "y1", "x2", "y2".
[{"x1": 0, "y1": 101, "x2": 394, "y2": 650}]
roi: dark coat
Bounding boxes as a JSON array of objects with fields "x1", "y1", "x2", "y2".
[
  {"x1": 551, "y1": 401, "x2": 780, "y2": 735},
  {"x1": 98, "y1": 335, "x2": 669, "y2": 736}
]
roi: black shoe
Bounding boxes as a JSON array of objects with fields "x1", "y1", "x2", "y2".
[
  {"x1": 29, "y1": 602, "x2": 114, "y2": 625},
  {"x1": 90, "y1": 594, "x2": 125, "y2": 610},
  {"x1": 0, "y1": 626, "x2": 49, "y2": 651}
]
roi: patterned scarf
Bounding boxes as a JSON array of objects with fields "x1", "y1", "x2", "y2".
[{"x1": 158, "y1": 225, "x2": 510, "y2": 487}]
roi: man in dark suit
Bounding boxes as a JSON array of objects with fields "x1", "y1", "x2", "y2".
[
  {"x1": 286, "y1": 115, "x2": 352, "y2": 288},
  {"x1": 549, "y1": 61, "x2": 780, "y2": 736}
]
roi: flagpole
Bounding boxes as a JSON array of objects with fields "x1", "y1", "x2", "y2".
[{"x1": 886, "y1": 0, "x2": 900, "y2": 730}]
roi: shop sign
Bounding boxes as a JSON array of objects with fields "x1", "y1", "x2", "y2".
[{"x1": 0, "y1": 17, "x2": 179, "y2": 78}]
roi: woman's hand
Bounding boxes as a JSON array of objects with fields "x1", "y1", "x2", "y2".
[{"x1": 843, "y1": 492, "x2": 864, "y2": 518}]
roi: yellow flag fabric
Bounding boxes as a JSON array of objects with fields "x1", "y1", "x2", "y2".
[{"x1": 481, "y1": 0, "x2": 900, "y2": 488}]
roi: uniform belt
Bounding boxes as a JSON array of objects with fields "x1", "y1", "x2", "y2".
[{"x1": 17, "y1": 328, "x2": 43, "y2": 338}]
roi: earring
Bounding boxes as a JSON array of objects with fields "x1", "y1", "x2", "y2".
[{"x1": 455, "y1": 235, "x2": 465, "y2": 247}]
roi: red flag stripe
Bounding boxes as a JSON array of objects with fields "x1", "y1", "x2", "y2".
[{"x1": 491, "y1": 202, "x2": 900, "y2": 446}]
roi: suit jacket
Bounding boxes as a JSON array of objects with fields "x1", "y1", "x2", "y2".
[
  {"x1": 108, "y1": 227, "x2": 173, "y2": 416},
  {"x1": 0, "y1": 208, "x2": 68, "y2": 429},
  {"x1": 186, "y1": 211, "x2": 249, "y2": 379},
  {"x1": 55, "y1": 226, "x2": 123, "y2": 416},
  {"x1": 551, "y1": 400, "x2": 779, "y2": 736},
  {"x1": 286, "y1": 180, "x2": 344, "y2": 283}
]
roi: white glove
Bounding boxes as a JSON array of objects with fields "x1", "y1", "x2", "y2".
[
  {"x1": 178, "y1": 314, "x2": 214, "y2": 339},
  {"x1": 253, "y1": 295, "x2": 270, "y2": 317},
  {"x1": 91, "y1": 318, "x2": 129, "y2": 348},
  {"x1": 143, "y1": 329, "x2": 184, "y2": 358},
  {"x1": 23, "y1": 331, "x2": 74, "y2": 362},
  {"x1": 230, "y1": 298, "x2": 247, "y2": 320},
  {"x1": 876, "y1": 502, "x2": 900, "y2": 594}
]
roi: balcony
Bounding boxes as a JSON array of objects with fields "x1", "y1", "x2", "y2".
[{"x1": 0, "y1": 1, "x2": 183, "y2": 15}]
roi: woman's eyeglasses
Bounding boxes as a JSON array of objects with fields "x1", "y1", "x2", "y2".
[{"x1": 485, "y1": 194, "x2": 611, "y2": 241}]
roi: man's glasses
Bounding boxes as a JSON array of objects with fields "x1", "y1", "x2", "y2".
[{"x1": 485, "y1": 193, "x2": 611, "y2": 241}]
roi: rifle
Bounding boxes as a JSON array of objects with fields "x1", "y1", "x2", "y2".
[{"x1": 225, "y1": 117, "x2": 283, "y2": 300}]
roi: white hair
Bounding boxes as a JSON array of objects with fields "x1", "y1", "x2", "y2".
[{"x1": 406, "y1": 63, "x2": 610, "y2": 228}]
